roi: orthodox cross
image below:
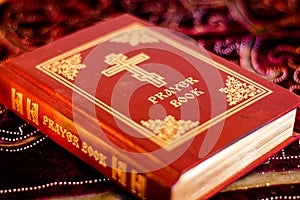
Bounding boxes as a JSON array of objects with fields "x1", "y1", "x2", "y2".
[{"x1": 103, "y1": 53, "x2": 167, "y2": 88}]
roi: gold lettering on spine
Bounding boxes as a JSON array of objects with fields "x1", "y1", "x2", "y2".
[
  {"x1": 112, "y1": 155, "x2": 127, "y2": 186},
  {"x1": 81, "y1": 142, "x2": 107, "y2": 167},
  {"x1": 26, "y1": 98, "x2": 39, "y2": 125},
  {"x1": 131, "y1": 170, "x2": 147, "y2": 199},
  {"x1": 11, "y1": 88, "x2": 23, "y2": 115},
  {"x1": 42, "y1": 115, "x2": 80, "y2": 148}
]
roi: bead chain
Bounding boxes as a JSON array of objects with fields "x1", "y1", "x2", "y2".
[
  {"x1": 0, "y1": 132, "x2": 110, "y2": 195},
  {"x1": 0, "y1": 178, "x2": 109, "y2": 194},
  {"x1": 1, "y1": 129, "x2": 39, "y2": 142},
  {"x1": 271, "y1": 149, "x2": 299, "y2": 160},
  {"x1": 0, "y1": 106, "x2": 6, "y2": 115},
  {"x1": 0, "y1": 109, "x2": 299, "y2": 197},
  {"x1": 259, "y1": 195, "x2": 300, "y2": 200},
  {"x1": 0, "y1": 123, "x2": 28, "y2": 136},
  {"x1": 262, "y1": 142, "x2": 300, "y2": 168},
  {"x1": 0, "y1": 107, "x2": 110, "y2": 195},
  {"x1": 0, "y1": 106, "x2": 46, "y2": 152},
  {"x1": 0, "y1": 135, "x2": 47, "y2": 152}
]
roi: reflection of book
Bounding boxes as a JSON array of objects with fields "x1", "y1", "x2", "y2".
[{"x1": 0, "y1": 14, "x2": 299, "y2": 200}]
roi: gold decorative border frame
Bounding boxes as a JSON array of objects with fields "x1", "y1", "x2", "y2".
[{"x1": 36, "y1": 23, "x2": 272, "y2": 151}]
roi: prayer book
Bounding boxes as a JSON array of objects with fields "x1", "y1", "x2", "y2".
[{"x1": 0, "y1": 14, "x2": 299, "y2": 200}]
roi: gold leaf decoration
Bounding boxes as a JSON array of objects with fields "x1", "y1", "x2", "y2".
[
  {"x1": 110, "y1": 29, "x2": 159, "y2": 46},
  {"x1": 219, "y1": 76, "x2": 263, "y2": 106},
  {"x1": 141, "y1": 115, "x2": 199, "y2": 144},
  {"x1": 43, "y1": 53, "x2": 86, "y2": 81}
]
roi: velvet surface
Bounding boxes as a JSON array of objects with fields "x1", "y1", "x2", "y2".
[{"x1": 0, "y1": 1, "x2": 300, "y2": 199}]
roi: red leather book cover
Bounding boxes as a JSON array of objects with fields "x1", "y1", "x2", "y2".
[{"x1": 0, "y1": 14, "x2": 299, "y2": 200}]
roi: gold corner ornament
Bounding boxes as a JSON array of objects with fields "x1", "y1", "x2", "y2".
[
  {"x1": 109, "y1": 29, "x2": 159, "y2": 47},
  {"x1": 42, "y1": 53, "x2": 86, "y2": 81},
  {"x1": 219, "y1": 76, "x2": 263, "y2": 106},
  {"x1": 140, "y1": 115, "x2": 199, "y2": 144}
]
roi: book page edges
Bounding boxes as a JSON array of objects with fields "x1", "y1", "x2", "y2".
[{"x1": 171, "y1": 108, "x2": 297, "y2": 200}]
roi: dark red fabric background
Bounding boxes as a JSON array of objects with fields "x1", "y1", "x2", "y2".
[{"x1": 0, "y1": 0, "x2": 300, "y2": 199}]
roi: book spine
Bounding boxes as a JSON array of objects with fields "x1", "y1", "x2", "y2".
[{"x1": 0, "y1": 67, "x2": 171, "y2": 200}]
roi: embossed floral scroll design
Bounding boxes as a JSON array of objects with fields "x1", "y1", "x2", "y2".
[
  {"x1": 140, "y1": 115, "x2": 199, "y2": 144},
  {"x1": 42, "y1": 53, "x2": 86, "y2": 81},
  {"x1": 109, "y1": 29, "x2": 159, "y2": 47},
  {"x1": 219, "y1": 76, "x2": 263, "y2": 106}
]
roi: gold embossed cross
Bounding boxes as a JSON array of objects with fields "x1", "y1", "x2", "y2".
[{"x1": 102, "y1": 53, "x2": 167, "y2": 88}]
